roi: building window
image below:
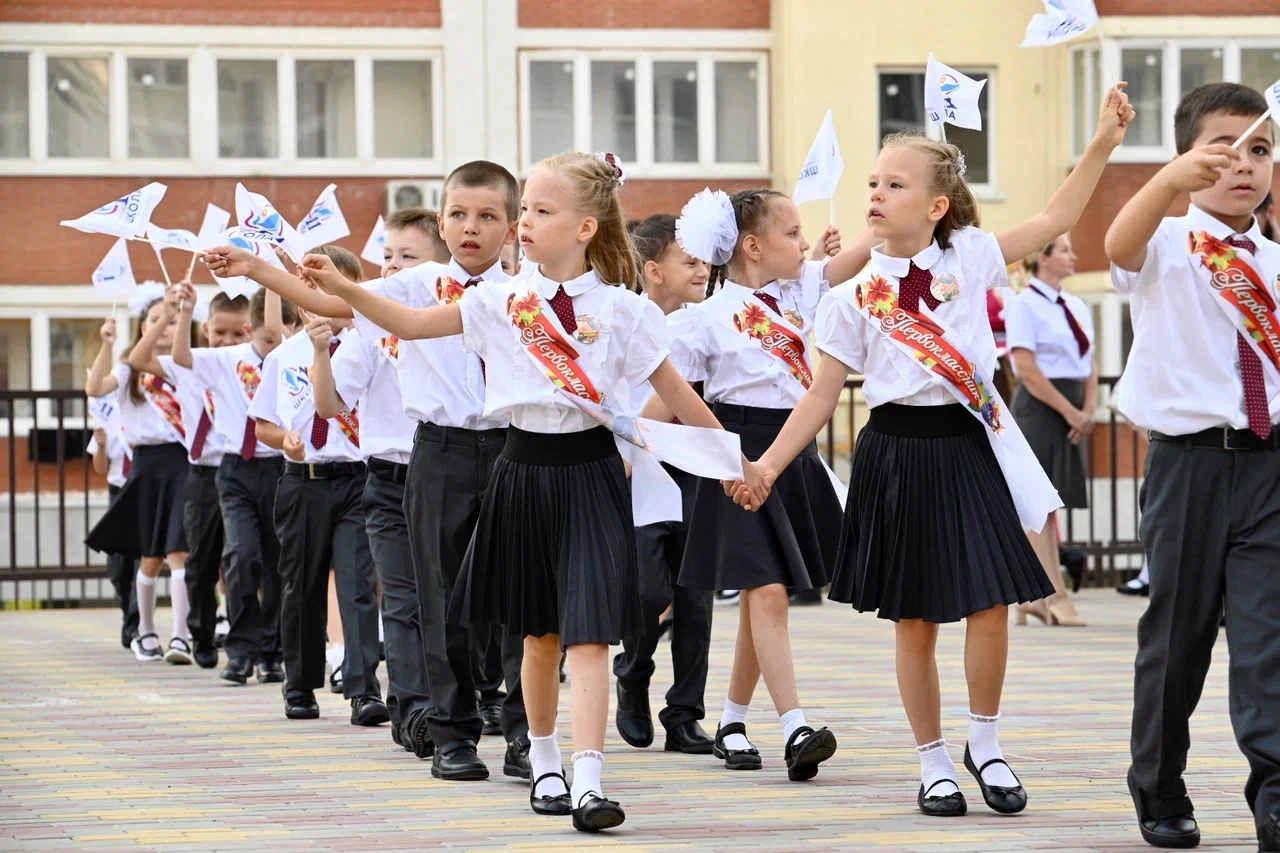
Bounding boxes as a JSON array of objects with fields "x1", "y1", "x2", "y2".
[
  {"x1": 590, "y1": 61, "x2": 637, "y2": 163},
  {"x1": 373, "y1": 60, "x2": 433, "y2": 159},
  {"x1": 128, "y1": 58, "x2": 189, "y2": 158},
  {"x1": 1121, "y1": 47, "x2": 1163, "y2": 148},
  {"x1": 0, "y1": 53, "x2": 29, "y2": 158},
  {"x1": 0, "y1": 320, "x2": 32, "y2": 419},
  {"x1": 218, "y1": 59, "x2": 278, "y2": 158},
  {"x1": 716, "y1": 61, "x2": 759, "y2": 164},
  {"x1": 50, "y1": 319, "x2": 98, "y2": 418},
  {"x1": 1180, "y1": 47, "x2": 1223, "y2": 99},
  {"x1": 47, "y1": 56, "x2": 109, "y2": 158},
  {"x1": 1242, "y1": 48, "x2": 1280, "y2": 98},
  {"x1": 653, "y1": 61, "x2": 699, "y2": 163},
  {"x1": 296, "y1": 59, "x2": 356, "y2": 159},
  {"x1": 528, "y1": 60, "x2": 575, "y2": 164},
  {"x1": 876, "y1": 69, "x2": 993, "y2": 188}
]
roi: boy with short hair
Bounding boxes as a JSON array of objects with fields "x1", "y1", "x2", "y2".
[
  {"x1": 385, "y1": 207, "x2": 452, "y2": 265},
  {"x1": 1106, "y1": 82, "x2": 1280, "y2": 852}
]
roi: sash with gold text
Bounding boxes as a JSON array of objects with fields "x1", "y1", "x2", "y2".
[{"x1": 1189, "y1": 230, "x2": 1280, "y2": 380}]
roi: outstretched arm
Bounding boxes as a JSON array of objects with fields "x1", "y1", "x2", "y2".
[
  {"x1": 298, "y1": 254, "x2": 463, "y2": 340},
  {"x1": 202, "y1": 246, "x2": 354, "y2": 318}
]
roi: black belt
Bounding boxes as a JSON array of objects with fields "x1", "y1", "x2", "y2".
[
  {"x1": 282, "y1": 460, "x2": 367, "y2": 480},
  {"x1": 1149, "y1": 426, "x2": 1280, "y2": 451},
  {"x1": 414, "y1": 421, "x2": 507, "y2": 449},
  {"x1": 367, "y1": 457, "x2": 409, "y2": 484},
  {"x1": 189, "y1": 463, "x2": 219, "y2": 477}
]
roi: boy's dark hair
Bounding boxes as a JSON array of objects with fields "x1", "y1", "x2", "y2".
[
  {"x1": 626, "y1": 218, "x2": 642, "y2": 234},
  {"x1": 209, "y1": 292, "x2": 250, "y2": 317},
  {"x1": 632, "y1": 214, "x2": 679, "y2": 266},
  {"x1": 441, "y1": 160, "x2": 521, "y2": 223},
  {"x1": 386, "y1": 207, "x2": 443, "y2": 243},
  {"x1": 1174, "y1": 83, "x2": 1269, "y2": 154},
  {"x1": 249, "y1": 287, "x2": 299, "y2": 330}
]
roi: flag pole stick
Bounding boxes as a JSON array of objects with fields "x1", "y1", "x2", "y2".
[
  {"x1": 1098, "y1": 33, "x2": 1119, "y2": 87},
  {"x1": 829, "y1": 195, "x2": 835, "y2": 228},
  {"x1": 1233, "y1": 109, "x2": 1272, "y2": 149},
  {"x1": 184, "y1": 250, "x2": 199, "y2": 281}
]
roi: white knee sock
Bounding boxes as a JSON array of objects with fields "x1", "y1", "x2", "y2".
[
  {"x1": 136, "y1": 572, "x2": 157, "y2": 641},
  {"x1": 325, "y1": 644, "x2": 344, "y2": 672},
  {"x1": 169, "y1": 569, "x2": 190, "y2": 641},
  {"x1": 570, "y1": 750, "x2": 604, "y2": 806},
  {"x1": 918, "y1": 738, "x2": 959, "y2": 797},
  {"x1": 968, "y1": 712, "x2": 1019, "y2": 787},
  {"x1": 529, "y1": 730, "x2": 567, "y2": 798},
  {"x1": 780, "y1": 708, "x2": 810, "y2": 746},
  {"x1": 1137, "y1": 561, "x2": 1150, "y2": 585},
  {"x1": 718, "y1": 698, "x2": 752, "y2": 751}
]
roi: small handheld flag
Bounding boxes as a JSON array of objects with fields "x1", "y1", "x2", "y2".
[
  {"x1": 1233, "y1": 78, "x2": 1280, "y2": 149},
  {"x1": 62, "y1": 183, "x2": 167, "y2": 239},
  {"x1": 1021, "y1": 0, "x2": 1098, "y2": 47},
  {"x1": 361, "y1": 216, "x2": 387, "y2": 267},
  {"x1": 213, "y1": 227, "x2": 286, "y2": 299},
  {"x1": 234, "y1": 183, "x2": 305, "y2": 263},
  {"x1": 91, "y1": 238, "x2": 138, "y2": 300},
  {"x1": 792, "y1": 109, "x2": 845, "y2": 215},
  {"x1": 925, "y1": 55, "x2": 986, "y2": 138},
  {"x1": 298, "y1": 184, "x2": 351, "y2": 251},
  {"x1": 195, "y1": 204, "x2": 232, "y2": 249},
  {"x1": 145, "y1": 224, "x2": 198, "y2": 252}
]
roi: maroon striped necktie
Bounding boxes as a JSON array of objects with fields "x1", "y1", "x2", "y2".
[{"x1": 309, "y1": 339, "x2": 341, "y2": 449}]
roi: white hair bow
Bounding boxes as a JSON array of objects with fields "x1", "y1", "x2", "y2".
[{"x1": 675, "y1": 189, "x2": 737, "y2": 266}]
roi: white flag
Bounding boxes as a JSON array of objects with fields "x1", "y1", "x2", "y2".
[
  {"x1": 1021, "y1": 0, "x2": 1099, "y2": 47},
  {"x1": 215, "y1": 227, "x2": 286, "y2": 299},
  {"x1": 61, "y1": 182, "x2": 167, "y2": 239},
  {"x1": 1267, "y1": 78, "x2": 1280, "y2": 128},
  {"x1": 234, "y1": 183, "x2": 305, "y2": 263},
  {"x1": 361, "y1": 216, "x2": 387, "y2": 266},
  {"x1": 91, "y1": 238, "x2": 138, "y2": 299},
  {"x1": 792, "y1": 109, "x2": 845, "y2": 207},
  {"x1": 145, "y1": 224, "x2": 198, "y2": 252},
  {"x1": 195, "y1": 204, "x2": 231, "y2": 249},
  {"x1": 298, "y1": 183, "x2": 350, "y2": 251},
  {"x1": 925, "y1": 54, "x2": 987, "y2": 132}
]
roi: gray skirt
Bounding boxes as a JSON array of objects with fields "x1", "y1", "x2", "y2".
[{"x1": 1010, "y1": 378, "x2": 1089, "y2": 509}]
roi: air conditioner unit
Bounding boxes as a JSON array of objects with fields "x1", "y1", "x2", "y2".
[{"x1": 386, "y1": 179, "x2": 444, "y2": 214}]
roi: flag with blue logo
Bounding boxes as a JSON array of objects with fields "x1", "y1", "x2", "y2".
[
  {"x1": 361, "y1": 216, "x2": 387, "y2": 267},
  {"x1": 234, "y1": 183, "x2": 305, "y2": 263},
  {"x1": 62, "y1": 183, "x2": 167, "y2": 239},
  {"x1": 91, "y1": 238, "x2": 138, "y2": 299},
  {"x1": 1021, "y1": 0, "x2": 1099, "y2": 48},
  {"x1": 792, "y1": 109, "x2": 845, "y2": 207},
  {"x1": 925, "y1": 54, "x2": 986, "y2": 132},
  {"x1": 196, "y1": 204, "x2": 231, "y2": 249},
  {"x1": 298, "y1": 184, "x2": 350, "y2": 251},
  {"x1": 216, "y1": 226, "x2": 287, "y2": 299},
  {"x1": 145, "y1": 224, "x2": 198, "y2": 252}
]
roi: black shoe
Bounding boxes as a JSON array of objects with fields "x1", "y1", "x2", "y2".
[
  {"x1": 351, "y1": 696, "x2": 390, "y2": 727},
  {"x1": 328, "y1": 665, "x2": 344, "y2": 694},
  {"x1": 615, "y1": 680, "x2": 653, "y2": 748},
  {"x1": 480, "y1": 703, "x2": 503, "y2": 737},
  {"x1": 120, "y1": 624, "x2": 135, "y2": 650},
  {"x1": 664, "y1": 720, "x2": 714, "y2": 754},
  {"x1": 220, "y1": 656, "x2": 252, "y2": 685},
  {"x1": 193, "y1": 643, "x2": 218, "y2": 669},
  {"x1": 789, "y1": 587, "x2": 823, "y2": 605},
  {"x1": 1127, "y1": 767, "x2": 1200, "y2": 848},
  {"x1": 529, "y1": 772, "x2": 572, "y2": 816},
  {"x1": 963, "y1": 743, "x2": 1027, "y2": 814},
  {"x1": 1060, "y1": 547, "x2": 1086, "y2": 593},
  {"x1": 712, "y1": 723, "x2": 761, "y2": 770},
  {"x1": 213, "y1": 615, "x2": 228, "y2": 648},
  {"x1": 255, "y1": 660, "x2": 285, "y2": 684},
  {"x1": 504, "y1": 736, "x2": 532, "y2": 779},
  {"x1": 1118, "y1": 578, "x2": 1150, "y2": 597},
  {"x1": 284, "y1": 693, "x2": 319, "y2": 720},
  {"x1": 784, "y1": 726, "x2": 837, "y2": 781},
  {"x1": 391, "y1": 721, "x2": 402, "y2": 747},
  {"x1": 431, "y1": 741, "x2": 489, "y2": 781},
  {"x1": 572, "y1": 792, "x2": 625, "y2": 833},
  {"x1": 1260, "y1": 810, "x2": 1280, "y2": 852},
  {"x1": 918, "y1": 780, "x2": 968, "y2": 817},
  {"x1": 405, "y1": 713, "x2": 434, "y2": 759}
]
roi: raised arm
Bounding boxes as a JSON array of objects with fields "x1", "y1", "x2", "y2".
[
  {"x1": 202, "y1": 246, "x2": 353, "y2": 318},
  {"x1": 298, "y1": 254, "x2": 463, "y2": 340},
  {"x1": 824, "y1": 228, "x2": 877, "y2": 287},
  {"x1": 85, "y1": 319, "x2": 120, "y2": 398},
  {"x1": 305, "y1": 318, "x2": 346, "y2": 420},
  {"x1": 997, "y1": 84, "x2": 1134, "y2": 266},
  {"x1": 128, "y1": 283, "x2": 192, "y2": 376}
]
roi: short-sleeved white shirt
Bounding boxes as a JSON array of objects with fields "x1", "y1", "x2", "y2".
[
  {"x1": 159, "y1": 355, "x2": 226, "y2": 466},
  {"x1": 330, "y1": 332, "x2": 415, "y2": 464},
  {"x1": 111, "y1": 362, "x2": 187, "y2": 447},
  {"x1": 187, "y1": 341, "x2": 281, "y2": 458},
  {"x1": 1003, "y1": 278, "x2": 1096, "y2": 380}
]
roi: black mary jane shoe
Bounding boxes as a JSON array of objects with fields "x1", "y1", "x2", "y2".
[
  {"x1": 784, "y1": 726, "x2": 837, "y2": 782},
  {"x1": 504, "y1": 736, "x2": 532, "y2": 779},
  {"x1": 664, "y1": 720, "x2": 714, "y2": 755},
  {"x1": 918, "y1": 779, "x2": 968, "y2": 817},
  {"x1": 712, "y1": 722, "x2": 762, "y2": 770},
  {"x1": 963, "y1": 744, "x2": 1027, "y2": 814},
  {"x1": 1127, "y1": 768, "x2": 1200, "y2": 849},
  {"x1": 529, "y1": 772, "x2": 572, "y2": 817},
  {"x1": 572, "y1": 792, "x2": 625, "y2": 833}
]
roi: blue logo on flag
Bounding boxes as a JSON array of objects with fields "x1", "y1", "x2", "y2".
[
  {"x1": 96, "y1": 196, "x2": 126, "y2": 215},
  {"x1": 939, "y1": 75, "x2": 959, "y2": 95},
  {"x1": 301, "y1": 204, "x2": 333, "y2": 233},
  {"x1": 244, "y1": 205, "x2": 283, "y2": 237}
]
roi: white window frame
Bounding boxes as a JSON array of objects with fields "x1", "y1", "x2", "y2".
[
  {"x1": 1, "y1": 37, "x2": 444, "y2": 177},
  {"x1": 518, "y1": 49, "x2": 770, "y2": 180}
]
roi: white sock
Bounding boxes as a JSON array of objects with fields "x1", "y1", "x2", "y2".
[
  {"x1": 325, "y1": 644, "x2": 345, "y2": 672},
  {"x1": 968, "y1": 712, "x2": 1019, "y2": 787},
  {"x1": 169, "y1": 569, "x2": 190, "y2": 641},
  {"x1": 216, "y1": 596, "x2": 227, "y2": 619},
  {"x1": 780, "y1": 708, "x2": 810, "y2": 746},
  {"x1": 136, "y1": 572, "x2": 157, "y2": 643},
  {"x1": 378, "y1": 610, "x2": 385, "y2": 643},
  {"x1": 570, "y1": 750, "x2": 604, "y2": 807},
  {"x1": 719, "y1": 699, "x2": 752, "y2": 751},
  {"x1": 529, "y1": 730, "x2": 568, "y2": 798},
  {"x1": 1137, "y1": 562, "x2": 1150, "y2": 585},
  {"x1": 918, "y1": 738, "x2": 959, "y2": 797}
]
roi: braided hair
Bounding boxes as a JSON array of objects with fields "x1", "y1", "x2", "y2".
[{"x1": 707, "y1": 188, "x2": 786, "y2": 298}]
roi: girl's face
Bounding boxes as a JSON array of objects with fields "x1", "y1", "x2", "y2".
[
  {"x1": 1039, "y1": 235, "x2": 1077, "y2": 280},
  {"x1": 749, "y1": 197, "x2": 810, "y2": 283},
  {"x1": 645, "y1": 243, "x2": 709, "y2": 305},
  {"x1": 518, "y1": 167, "x2": 589, "y2": 268},
  {"x1": 866, "y1": 146, "x2": 943, "y2": 244},
  {"x1": 143, "y1": 300, "x2": 178, "y2": 351}
]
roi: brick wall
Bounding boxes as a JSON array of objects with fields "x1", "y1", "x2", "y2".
[
  {"x1": 518, "y1": 0, "x2": 768, "y2": 29},
  {"x1": 0, "y1": 0, "x2": 440, "y2": 27},
  {"x1": 1097, "y1": 0, "x2": 1278, "y2": 14}
]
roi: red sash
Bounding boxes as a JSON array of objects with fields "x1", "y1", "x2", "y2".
[
  {"x1": 506, "y1": 290, "x2": 603, "y2": 404},
  {"x1": 1190, "y1": 231, "x2": 1280, "y2": 373},
  {"x1": 731, "y1": 301, "x2": 813, "y2": 389},
  {"x1": 143, "y1": 373, "x2": 186, "y2": 439},
  {"x1": 335, "y1": 406, "x2": 360, "y2": 447}
]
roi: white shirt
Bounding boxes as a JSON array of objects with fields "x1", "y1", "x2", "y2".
[
  {"x1": 1111, "y1": 204, "x2": 1280, "y2": 434},
  {"x1": 159, "y1": 355, "x2": 226, "y2": 466},
  {"x1": 331, "y1": 332, "x2": 415, "y2": 464},
  {"x1": 352, "y1": 257, "x2": 509, "y2": 431},
  {"x1": 816, "y1": 227, "x2": 1007, "y2": 409},
  {"x1": 249, "y1": 329, "x2": 364, "y2": 463},
  {"x1": 460, "y1": 266, "x2": 669, "y2": 433},
  {"x1": 1003, "y1": 277, "x2": 1096, "y2": 380},
  {"x1": 110, "y1": 362, "x2": 187, "y2": 447},
  {"x1": 87, "y1": 393, "x2": 131, "y2": 488},
  {"x1": 668, "y1": 260, "x2": 829, "y2": 409},
  {"x1": 188, "y1": 341, "x2": 281, "y2": 459}
]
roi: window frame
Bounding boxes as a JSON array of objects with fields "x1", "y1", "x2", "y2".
[{"x1": 518, "y1": 49, "x2": 770, "y2": 179}]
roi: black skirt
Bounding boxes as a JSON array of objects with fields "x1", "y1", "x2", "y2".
[
  {"x1": 678, "y1": 403, "x2": 842, "y2": 593},
  {"x1": 448, "y1": 426, "x2": 641, "y2": 647},
  {"x1": 1011, "y1": 379, "x2": 1089, "y2": 509},
  {"x1": 831, "y1": 403, "x2": 1055, "y2": 623},
  {"x1": 87, "y1": 442, "x2": 190, "y2": 560}
]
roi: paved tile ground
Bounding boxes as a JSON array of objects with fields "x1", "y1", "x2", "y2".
[{"x1": 0, "y1": 591, "x2": 1262, "y2": 852}]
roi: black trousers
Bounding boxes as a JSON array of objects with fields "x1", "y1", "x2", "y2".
[
  {"x1": 613, "y1": 469, "x2": 711, "y2": 730},
  {"x1": 1132, "y1": 437, "x2": 1280, "y2": 834},
  {"x1": 362, "y1": 465, "x2": 431, "y2": 726},
  {"x1": 183, "y1": 464, "x2": 225, "y2": 649},
  {"x1": 405, "y1": 422, "x2": 526, "y2": 748},
  {"x1": 471, "y1": 622, "x2": 529, "y2": 739},
  {"x1": 106, "y1": 484, "x2": 138, "y2": 636},
  {"x1": 275, "y1": 465, "x2": 380, "y2": 702},
  {"x1": 216, "y1": 455, "x2": 283, "y2": 664}
]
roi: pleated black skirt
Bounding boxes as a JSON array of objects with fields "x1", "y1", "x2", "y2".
[
  {"x1": 87, "y1": 442, "x2": 189, "y2": 560},
  {"x1": 448, "y1": 426, "x2": 641, "y2": 647},
  {"x1": 678, "y1": 403, "x2": 841, "y2": 593},
  {"x1": 1011, "y1": 378, "x2": 1089, "y2": 508},
  {"x1": 831, "y1": 403, "x2": 1054, "y2": 623}
]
